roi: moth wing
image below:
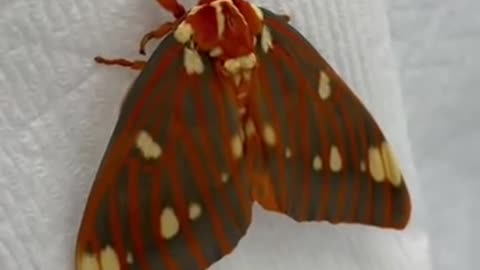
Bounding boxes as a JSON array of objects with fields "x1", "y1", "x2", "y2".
[
  {"x1": 76, "y1": 34, "x2": 252, "y2": 270},
  {"x1": 248, "y1": 8, "x2": 411, "y2": 229}
]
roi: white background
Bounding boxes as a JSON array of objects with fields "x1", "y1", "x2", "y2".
[{"x1": 387, "y1": 0, "x2": 480, "y2": 269}]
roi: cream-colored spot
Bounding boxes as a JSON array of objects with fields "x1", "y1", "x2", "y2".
[
  {"x1": 329, "y1": 145, "x2": 342, "y2": 172},
  {"x1": 368, "y1": 147, "x2": 385, "y2": 182},
  {"x1": 285, "y1": 147, "x2": 292, "y2": 158},
  {"x1": 210, "y1": 0, "x2": 246, "y2": 25},
  {"x1": 245, "y1": 119, "x2": 256, "y2": 137},
  {"x1": 360, "y1": 160, "x2": 366, "y2": 172},
  {"x1": 233, "y1": 73, "x2": 242, "y2": 86},
  {"x1": 318, "y1": 71, "x2": 331, "y2": 100},
  {"x1": 261, "y1": 26, "x2": 273, "y2": 52},
  {"x1": 224, "y1": 53, "x2": 257, "y2": 74},
  {"x1": 160, "y1": 207, "x2": 180, "y2": 239},
  {"x1": 184, "y1": 48, "x2": 204, "y2": 75},
  {"x1": 79, "y1": 253, "x2": 100, "y2": 270},
  {"x1": 243, "y1": 70, "x2": 252, "y2": 81},
  {"x1": 136, "y1": 130, "x2": 162, "y2": 160},
  {"x1": 212, "y1": 1, "x2": 226, "y2": 37},
  {"x1": 381, "y1": 142, "x2": 402, "y2": 186},
  {"x1": 174, "y1": 22, "x2": 193, "y2": 43},
  {"x1": 263, "y1": 124, "x2": 276, "y2": 147},
  {"x1": 210, "y1": 46, "x2": 223, "y2": 57},
  {"x1": 188, "y1": 203, "x2": 202, "y2": 220},
  {"x1": 249, "y1": 3, "x2": 264, "y2": 20},
  {"x1": 231, "y1": 135, "x2": 243, "y2": 159},
  {"x1": 221, "y1": 172, "x2": 229, "y2": 183},
  {"x1": 126, "y1": 252, "x2": 134, "y2": 264},
  {"x1": 100, "y1": 246, "x2": 120, "y2": 270},
  {"x1": 313, "y1": 155, "x2": 323, "y2": 171}
]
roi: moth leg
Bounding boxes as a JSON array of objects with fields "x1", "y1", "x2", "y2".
[
  {"x1": 94, "y1": 56, "x2": 146, "y2": 71},
  {"x1": 155, "y1": 0, "x2": 186, "y2": 18},
  {"x1": 139, "y1": 22, "x2": 176, "y2": 55}
]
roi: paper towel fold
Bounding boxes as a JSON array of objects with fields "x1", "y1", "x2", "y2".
[{"x1": 0, "y1": 0, "x2": 429, "y2": 269}]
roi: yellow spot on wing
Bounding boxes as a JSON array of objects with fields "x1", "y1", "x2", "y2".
[
  {"x1": 221, "y1": 172, "x2": 229, "y2": 183},
  {"x1": 318, "y1": 71, "x2": 331, "y2": 100},
  {"x1": 285, "y1": 147, "x2": 292, "y2": 158},
  {"x1": 263, "y1": 124, "x2": 276, "y2": 147},
  {"x1": 136, "y1": 130, "x2": 162, "y2": 160},
  {"x1": 360, "y1": 160, "x2": 367, "y2": 172},
  {"x1": 100, "y1": 246, "x2": 120, "y2": 270},
  {"x1": 231, "y1": 135, "x2": 243, "y2": 159},
  {"x1": 261, "y1": 26, "x2": 273, "y2": 52},
  {"x1": 381, "y1": 142, "x2": 402, "y2": 186},
  {"x1": 189, "y1": 203, "x2": 202, "y2": 220},
  {"x1": 79, "y1": 253, "x2": 99, "y2": 270},
  {"x1": 126, "y1": 252, "x2": 134, "y2": 264},
  {"x1": 160, "y1": 207, "x2": 180, "y2": 239},
  {"x1": 313, "y1": 155, "x2": 322, "y2": 171},
  {"x1": 329, "y1": 145, "x2": 342, "y2": 172},
  {"x1": 368, "y1": 146, "x2": 385, "y2": 182},
  {"x1": 184, "y1": 48, "x2": 204, "y2": 75}
]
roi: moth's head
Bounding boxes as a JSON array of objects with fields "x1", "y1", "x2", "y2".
[{"x1": 173, "y1": 0, "x2": 266, "y2": 77}]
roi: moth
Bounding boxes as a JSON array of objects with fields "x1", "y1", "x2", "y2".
[{"x1": 76, "y1": 0, "x2": 412, "y2": 269}]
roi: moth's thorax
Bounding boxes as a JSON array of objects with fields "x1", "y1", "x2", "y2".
[{"x1": 174, "y1": 0, "x2": 270, "y2": 83}]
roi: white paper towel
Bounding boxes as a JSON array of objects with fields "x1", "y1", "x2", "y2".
[
  {"x1": 0, "y1": 0, "x2": 429, "y2": 269},
  {"x1": 388, "y1": 0, "x2": 480, "y2": 269}
]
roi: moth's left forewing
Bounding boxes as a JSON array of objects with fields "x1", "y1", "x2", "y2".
[
  {"x1": 249, "y1": 8, "x2": 411, "y2": 229},
  {"x1": 76, "y1": 34, "x2": 254, "y2": 270}
]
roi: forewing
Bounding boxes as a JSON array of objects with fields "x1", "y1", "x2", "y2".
[
  {"x1": 76, "y1": 34, "x2": 252, "y2": 270},
  {"x1": 249, "y1": 8, "x2": 411, "y2": 229}
]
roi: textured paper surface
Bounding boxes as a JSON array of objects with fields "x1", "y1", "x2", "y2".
[
  {"x1": 0, "y1": 0, "x2": 429, "y2": 269},
  {"x1": 388, "y1": 0, "x2": 480, "y2": 269}
]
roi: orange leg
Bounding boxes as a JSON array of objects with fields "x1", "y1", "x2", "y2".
[
  {"x1": 155, "y1": 0, "x2": 186, "y2": 18},
  {"x1": 95, "y1": 21, "x2": 177, "y2": 70},
  {"x1": 94, "y1": 57, "x2": 146, "y2": 71},
  {"x1": 139, "y1": 22, "x2": 176, "y2": 55},
  {"x1": 94, "y1": 1, "x2": 184, "y2": 70}
]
